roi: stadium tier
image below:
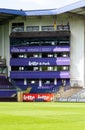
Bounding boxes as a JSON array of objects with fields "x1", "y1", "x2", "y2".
[{"x1": 10, "y1": 31, "x2": 70, "y2": 94}]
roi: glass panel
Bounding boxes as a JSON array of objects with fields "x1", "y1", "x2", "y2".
[
  {"x1": 12, "y1": 23, "x2": 24, "y2": 32},
  {"x1": 26, "y1": 26, "x2": 39, "y2": 32},
  {"x1": 41, "y1": 25, "x2": 54, "y2": 31}
]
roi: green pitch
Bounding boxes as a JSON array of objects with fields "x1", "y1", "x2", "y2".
[{"x1": 0, "y1": 102, "x2": 85, "y2": 130}]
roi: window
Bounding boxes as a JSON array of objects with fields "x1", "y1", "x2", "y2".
[
  {"x1": 26, "y1": 26, "x2": 39, "y2": 32},
  {"x1": 57, "y1": 25, "x2": 63, "y2": 31},
  {"x1": 12, "y1": 23, "x2": 24, "y2": 32},
  {"x1": 57, "y1": 24, "x2": 70, "y2": 31},
  {"x1": 63, "y1": 25, "x2": 70, "y2": 31},
  {"x1": 41, "y1": 25, "x2": 54, "y2": 31}
]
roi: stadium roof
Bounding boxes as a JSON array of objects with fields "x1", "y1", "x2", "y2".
[
  {"x1": 25, "y1": 9, "x2": 57, "y2": 16},
  {"x1": 57, "y1": 0, "x2": 85, "y2": 15},
  {"x1": 0, "y1": 8, "x2": 25, "y2": 25},
  {"x1": 0, "y1": 0, "x2": 85, "y2": 24},
  {"x1": 25, "y1": 1, "x2": 85, "y2": 16}
]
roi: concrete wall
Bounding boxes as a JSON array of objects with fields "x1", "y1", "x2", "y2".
[
  {"x1": 0, "y1": 23, "x2": 10, "y2": 76},
  {"x1": 84, "y1": 21, "x2": 85, "y2": 87},
  {"x1": 4, "y1": 23, "x2": 10, "y2": 76},
  {"x1": 0, "y1": 25, "x2": 2, "y2": 56},
  {"x1": 70, "y1": 16, "x2": 84, "y2": 87}
]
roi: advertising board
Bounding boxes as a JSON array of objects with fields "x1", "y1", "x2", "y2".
[{"x1": 23, "y1": 93, "x2": 54, "y2": 102}]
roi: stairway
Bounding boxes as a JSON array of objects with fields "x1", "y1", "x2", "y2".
[
  {"x1": 54, "y1": 86, "x2": 82, "y2": 102},
  {"x1": 67, "y1": 88, "x2": 85, "y2": 102}
]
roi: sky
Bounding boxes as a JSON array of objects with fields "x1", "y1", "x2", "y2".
[{"x1": 0, "y1": 0, "x2": 81, "y2": 10}]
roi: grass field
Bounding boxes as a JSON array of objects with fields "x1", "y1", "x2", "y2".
[{"x1": 0, "y1": 102, "x2": 85, "y2": 130}]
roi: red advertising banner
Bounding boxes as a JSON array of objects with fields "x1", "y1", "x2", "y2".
[{"x1": 23, "y1": 93, "x2": 54, "y2": 102}]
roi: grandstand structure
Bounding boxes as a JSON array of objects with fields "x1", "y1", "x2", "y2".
[{"x1": 0, "y1": 1, "x2": 85, "y2": 101}]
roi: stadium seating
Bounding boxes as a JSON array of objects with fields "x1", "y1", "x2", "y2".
[
  {"x1": 0, "y1": 76, "x2": 14, "y2": 89},
  {"x1": 0, "y1": 76, "x2": 17, "y2": 101}
]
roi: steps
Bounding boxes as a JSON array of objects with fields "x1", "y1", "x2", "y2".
[
  {"x1": 67, "y1": 88, "x2": 85, "y2": 102},
  {"x1": 54, "y1": 86, "x2": 82, "y2": 102}
]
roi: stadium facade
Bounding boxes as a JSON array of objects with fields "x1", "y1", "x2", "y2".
[{"x1": 0, "y1": 1, "x2": 85, "y2": 101}]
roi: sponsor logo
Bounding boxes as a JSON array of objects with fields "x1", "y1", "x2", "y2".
[
  {"x1": 23, "y1": 94, "x2": 54, "y2": 102},
  {"x1": 28, "y1": 61, "x2": 50, "y2": 66},
  {"x1": 11, "y1": 48, "x2": 25, "y2": 52},
  {"x1": 23, "y1": 94, "x2": 35, "y2": 101}
]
